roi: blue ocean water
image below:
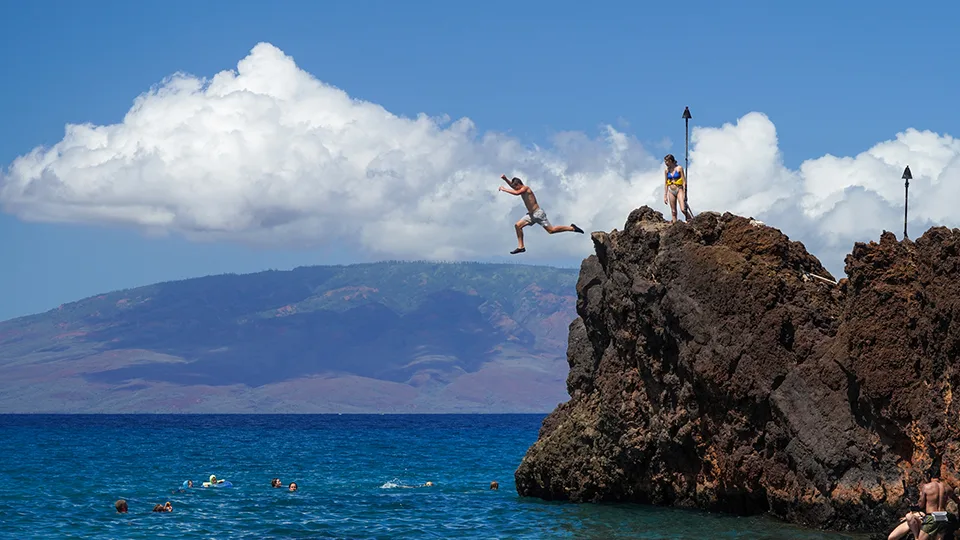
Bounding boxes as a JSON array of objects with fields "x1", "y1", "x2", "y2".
[{"x1": 0, "y1": 415, "x2": 871, "y2": 539}]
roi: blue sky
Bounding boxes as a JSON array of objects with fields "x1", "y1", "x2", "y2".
[{"x1": 3, "y1": 0, "x2": 959, "y2": 321}]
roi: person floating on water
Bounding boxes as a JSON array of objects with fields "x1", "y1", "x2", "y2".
[
  {"x1": 152, "y1": 502, "x2": 173, "y2": 513},
  {"x1": 498, "y1": 174, "x2": 583, "y2": 254},
  {"x1": 203, "y1": 474, "x2": 224, "y2": 487},
  {"x1": 663, "y1": 154, "x2": 694, "y2": 223}
]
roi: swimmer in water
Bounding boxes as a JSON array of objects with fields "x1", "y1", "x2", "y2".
[
  {"x1": 115, "y1": 499, "x2": 128, "y2": 513},
  {"x1": 289, "y1": 482, "x2": 298, "y2": 492},
  {"x1": 663, "y1": 154, "x2": 694, "y2": 223},
  {"x1": 271, "y1": 478, "x2": 282, "y2": 488},
  {"x1": 498, "y1": 174, "x2": 584, "y2": 254},
  {"x1": 203, "y1": 474, "x2": 224, "y2": 487},
  {"x1": 490, "y1": 481, "x2": 499, "y2": 490},
  {"x1": 164, "y1": 501, "x2": 173, "y2": 512}
]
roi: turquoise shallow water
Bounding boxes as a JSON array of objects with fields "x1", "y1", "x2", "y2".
[{"x1": 0, "y1": 415, "x2": 870, "y2": 539}]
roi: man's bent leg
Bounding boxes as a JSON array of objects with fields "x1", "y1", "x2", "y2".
[{"x1": 512, "y1": 218, "x2": 530, "y2": 254}]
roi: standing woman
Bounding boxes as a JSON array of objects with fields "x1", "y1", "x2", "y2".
[{"x1": 663, "y1": 154, "x2": 694, "y2": 223}]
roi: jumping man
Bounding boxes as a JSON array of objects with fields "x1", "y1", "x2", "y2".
[{"x1": 498, "y1": 174, "x2": 583, "y2": 254}]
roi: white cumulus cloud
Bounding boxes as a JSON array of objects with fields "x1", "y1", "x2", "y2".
[{"x1": 2, "y1": 42, "x2": 959, "y2": 277}]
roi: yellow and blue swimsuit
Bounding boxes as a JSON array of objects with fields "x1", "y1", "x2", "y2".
[{"x1": 666, "y1": 169, "x2": 683, "y2": 191}]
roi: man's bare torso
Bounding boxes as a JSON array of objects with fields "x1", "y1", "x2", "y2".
[
  {"x1": 922, "y1": 480, "x2": 955, "y2": 513},
  {"x1": 519, "y1": 187, "x2": 539, "y2": 214}
]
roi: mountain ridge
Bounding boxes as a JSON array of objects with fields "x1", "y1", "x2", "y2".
[{"x1": 0, "y1": 261, "x2": 579, "y2": 413}]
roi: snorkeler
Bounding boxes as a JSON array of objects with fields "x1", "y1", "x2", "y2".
[
  {"x1": 663, "y1": 154, "x2": 694, "y2": 223},
  {"x1": 498, "y1": 174, "x2": 583, "y2": 254}
]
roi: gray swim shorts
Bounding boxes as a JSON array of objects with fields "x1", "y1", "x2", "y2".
[{"x1": 521, "y1": 208, "x2": 552, "y2": 228}]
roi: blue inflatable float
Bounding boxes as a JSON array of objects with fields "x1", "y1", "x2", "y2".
[{"x1": 202, "y1": 475, "x2": 233, "y2": 488}]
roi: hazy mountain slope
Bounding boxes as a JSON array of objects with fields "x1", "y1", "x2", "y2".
[{"x1": 0, "y1": 262, "x2": 578, "y2": 412}]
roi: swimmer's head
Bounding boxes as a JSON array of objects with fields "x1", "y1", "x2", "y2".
[
  {"x1": 115, "y1": 499, "x2": 128, "y2": 513},
  {"x1": 425, "y1": 481, "x2": 434, "y2": 487},
  {"x1": 271, "y1": 478, "x2": 282, "y2": 488},
  {"x1": 664, "y1": 154, "x2": 677, "y2": 166},
  {"x1": 210, "y1": 475, "x2": 217, "y2": 483},
  {"x1": 187, "y1": 480, "x2": 193, "y2": 487},
  {"x1": 164, "y1": 501, "x2": 173, "y2": 512},
  {"x1": 289, "y1": 482, "x2": 298, "y2": 492},
  {"x1": 490, "y1": 481, "x2": 499, "y2": 490}
]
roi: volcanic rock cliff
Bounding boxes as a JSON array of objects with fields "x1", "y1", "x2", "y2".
[{"x1": 514, "y1": 206, "x2": 960, "y2": 534}]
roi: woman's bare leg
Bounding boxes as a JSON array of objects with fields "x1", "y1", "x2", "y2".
[{"x1": 667, "y1": 189, "x2": 679, "y2": 223}]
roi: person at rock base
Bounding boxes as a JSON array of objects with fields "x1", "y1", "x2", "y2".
[
  {"x1": 908, "y1": 471, "x2": 960, "y2": 540},
  {"x1": 888, "y1": 509, "x2": 926, "y2": 540},
  {"x1": 498, "y1": 174, "x2": 583, "y2": 254},
  {"x1": 663, "y1": 154, "x2": 693, "y2": 223}
]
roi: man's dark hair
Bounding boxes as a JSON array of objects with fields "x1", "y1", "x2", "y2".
[{"x1": 511, "y1": 177, "x2": 523, "y2": 186}]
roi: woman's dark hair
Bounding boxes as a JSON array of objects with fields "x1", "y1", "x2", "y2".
[{"x1": 664, "y1": 154, "x2": 677, "y2": 163}]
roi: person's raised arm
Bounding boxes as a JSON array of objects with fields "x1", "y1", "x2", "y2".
[{"x1": 499, "y1": 175, "x2": 523, "y2": 195}]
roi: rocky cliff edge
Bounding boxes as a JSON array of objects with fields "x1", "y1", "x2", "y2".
[{"x1": 514, "y1": 206, "x2": 960, "y2": 534}]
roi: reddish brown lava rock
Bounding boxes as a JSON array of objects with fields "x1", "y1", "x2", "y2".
[{"x1": 514, "y1": 206, "x2": 960, "y2": 535}]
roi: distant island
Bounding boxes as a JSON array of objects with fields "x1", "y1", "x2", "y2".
[{"x1": 0, "y1": 261, "x2": 579, "y2": 413}]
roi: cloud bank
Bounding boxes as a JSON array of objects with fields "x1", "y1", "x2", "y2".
[{"x1": 3, "y1": 42, "x2": 959, "y2": 276}]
